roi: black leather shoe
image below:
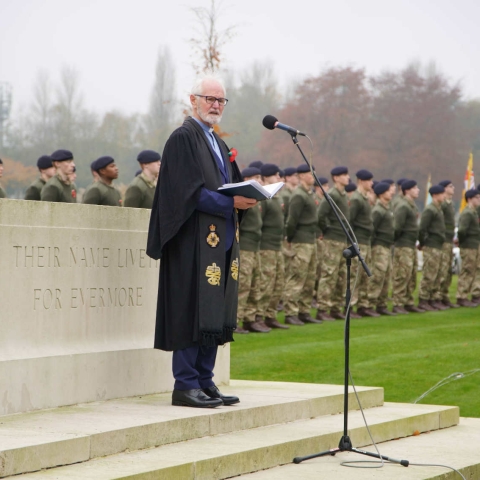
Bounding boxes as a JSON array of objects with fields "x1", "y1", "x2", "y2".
[
  {"x1": 172, "y1": 389, "x2": 223, "y2": 408},
  {"x1": 203, "y1": 386, "x2": 240, "y2": 406}
]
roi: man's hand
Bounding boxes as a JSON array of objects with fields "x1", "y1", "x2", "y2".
[{"x1": 234, "y1": 196, "x2": 258, "y2": 210}]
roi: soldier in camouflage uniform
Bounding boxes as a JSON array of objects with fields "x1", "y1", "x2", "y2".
[
  {"x1": 349, "y1": 169, "x2": 377, "y2": 317},
  {"x1": 367, "y1": 182, "x2": 396, "y2": 315},
  {"x1": 284, "y1": 164, "x2": 322, "y2": 325},
  {"x1": 0, "y1": 158, "x2": 7, "y2": 199},
  {"x1": 24, "y1": 156, "x2": 56, "y2": 201},
  {"x1": 41, "y1": 149, "x2": 77, "y2": 203},
  {"x1": 418, "y1": 185, "x2": 447, "y2": 311},
  {"x1": 83, "y1": 156, "x2": 123, "y2": 207},
  {"x1": 237, "y1": 167, "x2": 270, "y2": 333},
  {"x1": 124, "y1": 150, "x2": 161, "y2": 209},
  {"x1": 456, "y1": 189, "x2": 480, "y2": 307},
  {"x1": 435, "y1": 180, "x2": 459, "y2": 308},
  {"x1": 472, "y1": 184, "x2": 480, "y2": 304},
  {"x1": 313, "y1": 177, "x2": 329, "y2": 303},
  {"x1": 392, "y1": 180, "x2": 423, "y2": 314},
  {"x1": 345, "y1": 182, "x2": 357, "y2": 199},
  {"x1": 316, "y1": 166, "x2": 350, "y2": 321},
  {"x1": 256, "y1": 163, "x2": 289, "y2": 329}
]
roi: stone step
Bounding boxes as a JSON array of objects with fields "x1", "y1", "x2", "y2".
[
  {"x1": 0, "y1": 380, "x2": 383, "y2": 477},
  {"x1": 10, "y1": 401, "x2": 458, "y2": 479},
  {"x1": 239, "y1": 417, "x2": 480, "y2": 480}
]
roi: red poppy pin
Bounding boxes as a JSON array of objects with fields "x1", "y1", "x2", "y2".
[
  {"x1": 72, "y1": 189, "x2": 77, "y2": 199},
  {"x1": 228, "y1": 148, "x2": 238, "y2": 163}
]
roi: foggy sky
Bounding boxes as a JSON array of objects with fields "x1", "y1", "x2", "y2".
[{"x1": 1, "y1": 0, "x2": 479, "y2": 116}]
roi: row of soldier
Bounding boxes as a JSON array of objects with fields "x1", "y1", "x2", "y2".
[
  {"x1": 236, "y1": 162, "x2": 480, "y2": 334},
  {"x1": 0, "y1": 149, "x2": 161, "y2": 208}
]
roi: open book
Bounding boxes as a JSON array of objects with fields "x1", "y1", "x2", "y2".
[{"x1": 218, "y1": 180, "x2": 284, "y2": 201}]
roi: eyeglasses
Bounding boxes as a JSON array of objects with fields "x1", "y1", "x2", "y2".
[{"x1": 195, "y1": 95, "x2": 228, "y2": 106}]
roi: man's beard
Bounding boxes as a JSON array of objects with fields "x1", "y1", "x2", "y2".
[{"x1": 198, "y1": 109, "x2": 223, "y2": 126}]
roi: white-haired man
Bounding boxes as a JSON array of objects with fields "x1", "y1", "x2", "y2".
[{"x1": 147, "y1": 74, "x2": 257, "y2": 408}]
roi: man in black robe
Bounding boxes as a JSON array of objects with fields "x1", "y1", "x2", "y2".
[{"x1": 147, "y1": 74, "x2": 257, "y2": 408}]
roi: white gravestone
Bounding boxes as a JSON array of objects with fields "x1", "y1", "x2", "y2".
[{"x1": 0, "y1": 199, "x2": 230, "y2": 415}]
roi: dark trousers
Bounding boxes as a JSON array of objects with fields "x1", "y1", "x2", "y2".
[{"x1": 172, "y1": 346, "x2": 218, "y2": 390}]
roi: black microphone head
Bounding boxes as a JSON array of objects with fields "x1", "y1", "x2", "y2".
[{"x1": 262, "y1": 115, "x2": 278, "y2": 130}]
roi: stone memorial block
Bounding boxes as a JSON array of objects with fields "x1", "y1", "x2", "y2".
[{"x1": 0, "y1": 199, "x2": 230, "y2": 415}]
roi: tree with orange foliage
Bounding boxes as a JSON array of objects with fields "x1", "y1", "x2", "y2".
[{"x1": 0, "y1": 156, "x2": 37, "y2": 196}]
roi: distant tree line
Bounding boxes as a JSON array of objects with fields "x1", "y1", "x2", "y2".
[{"x1": 1, "y1": 58, "x2": 480, "y2": 203}]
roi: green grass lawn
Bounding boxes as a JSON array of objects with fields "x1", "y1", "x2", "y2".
[{"x1": 231, "y1": 274, "x2": 480, "y2": 418}]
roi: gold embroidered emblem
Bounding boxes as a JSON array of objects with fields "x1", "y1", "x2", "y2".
[
  {"x1": 235, "y1": 222, "x2": 240, "y2": 243},
  {"x1": 206, "y1": 263, "x2": 221, "y2": 286},
  {"x1": 231, "y1": 258, "x2": 239, "y2": 281},
  {"x1": 206, "y1": 224, "x2": 220, "y2": 248}
]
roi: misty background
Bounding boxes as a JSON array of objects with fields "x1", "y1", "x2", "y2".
[{"x1": 1, "y1": 0, "x2": 479, "y2": 203}]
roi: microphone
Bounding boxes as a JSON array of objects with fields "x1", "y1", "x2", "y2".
[{"x1": 262, "y1": 115, "x2": 306, "y2": 136}]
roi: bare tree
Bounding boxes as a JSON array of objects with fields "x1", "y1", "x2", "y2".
[
  {"x1": 188, "y1": 0, "x2": 236, "y2": 74},
  {"x1": 29, "y1": 69, "x2": 53, "y2": 148},
  {"x1": 146, "y1": 46, "x2": 178, "y2": 149},
  {"x1": 52, "y1": 65, "x2": 83, "y2": 146}
]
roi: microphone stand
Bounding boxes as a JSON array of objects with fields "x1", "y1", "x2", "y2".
[{"x1": 288, "y1": 133, "x2": 409, "y2": 469}]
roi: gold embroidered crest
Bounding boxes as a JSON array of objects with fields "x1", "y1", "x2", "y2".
[
  {"x1": 205, "y1": 263, "x2": 221, "y2": 286},
  {"x1": 206, "y1": 224, "x2": 220, "y2": 248},
  {"x1": 231, "y1": 258, "x2": 239, "y2": 281},
  {"x1": 235, "y1": 222, "x2": 240, "y2": 243}
]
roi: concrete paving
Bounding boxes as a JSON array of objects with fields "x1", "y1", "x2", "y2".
[
  {"x1": 0, "y1": 381, "x2": 382, "y2": 477},
  {"x1": 239, "y1": 417, "x2": 480, "y2": 480},
  {"x1": 10, "y1": 402, "x2": 458, "y2": 479}
]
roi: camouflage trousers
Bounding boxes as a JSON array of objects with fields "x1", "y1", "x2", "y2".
[
  {"x1": 350, "y1": 243, "x2": 372, "y2": 309},
  {"x1": 367, "y1": 245, "x2": 392, "y2": 309},
  {"x1": 457, "y1": 247, "x2": 479, "y2": 300},
  {"x1": 316, "y1": 238, "x2": 325, "y2": 283},
  {"x1": 392, "y1": 247, "x2": 417, "y2": 307},
  {"x1": 317, "y1": 239, "x2": 347, "y2": 312},
  {"x1": 256, "y1": 250, "x2": 285, "y2": 319},
  {"x1": 471, "y1": 245, "x2": 480, "y2": 298},
  {"x1": 237, "y1": 250, "x2": 262, "y2": 324},
  {"x1": 418, "y1": 246, "x2": 443, "y2": 301},
  {"x1": 436, "y1": 243, "x2": 453, "y2": 302},
  {"x1": 284, "y1": 243, "x2": 317, "y2": 316}
]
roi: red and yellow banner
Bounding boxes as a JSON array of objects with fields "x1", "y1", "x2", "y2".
[{"x1": 460, "y1": 153, "x2": 475, "y2": 212}]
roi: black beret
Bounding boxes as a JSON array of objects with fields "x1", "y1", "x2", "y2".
[
  {"x1": 331, "y1": 166, "x2": 348, "y2": 176},
  {"x1": 284, "y1": 167, "x2": 297, "y2": 177},
  {"x1": 51, "y1": 149, "x2": 73, "y2": 161},
  {"x1": 37, "y1": 155, "x2": 53, "y2": 170},
  {"x1": 374, "y1": 182, "x2": 390, "y2": 196},
  {"x1": 318, "y1": 176, "x2": 328, "y2": 185},
  {"x1": 438, "y1": 180, "x2": 452, "y2": 188},
  {"x1": 249, "y1": 161, "x2": 263, "y2": 168},
  {"x1": 137, "y1": 150, "x2": 161, "y2": 164},
  {"x1": 90, "y1": 160, "x2": 97, "y2": 171},
  {"x1": 279, "y1": 169, "x2": 285, "y2": 178},
  {"x1": 242, "y1": 167, "x2": 261, "y2": 178},
  {"x1": 297, "y1": 164, "x2": 314, "y2": 174},
  {"x1": 429, "y1": 185, "x2": 445, "y2": 195},
  {"x1": 261, "y1": 163, "x2": 280, "y2": 177},
  {"x1": 381, "y1": 178, "x2": 394, "y2": 185},
  {"x1": 356, "y1": 169, "x2": 373, "y2": 180},
  {"x1": 94, "y1": 156, "x2": 114, "y2": 172},
  {"x1": 372, "y1": 180, "x2": 379, "y2": 189},
  {"x1": 465, "y1": 189, "x2": 480, "y2": 200},
  {"x1": 397, "y1": 177, "x2": 408, "y2": 186},
  {"x1": 135, "y1": 169, "x2": 142, "y2": 177},
  {"x1": 401, "y1": 179, "x2": 417, "y2": 192},
  {"x1": 345, "y1": 182, "x2": 357, "y2": 193}
]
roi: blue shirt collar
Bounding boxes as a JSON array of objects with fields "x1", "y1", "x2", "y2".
[{"x1": 193, "y1": 116, "x2": 214, "y2": 134}]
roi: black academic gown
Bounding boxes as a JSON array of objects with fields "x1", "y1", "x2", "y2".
[{"x1": 147, "y1": 117, "x2": 243, "y2": 351}]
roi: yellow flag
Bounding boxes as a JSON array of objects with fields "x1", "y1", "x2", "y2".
[{"x1": 460, "y1": 153, "x2": 475, "y2": 212}]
